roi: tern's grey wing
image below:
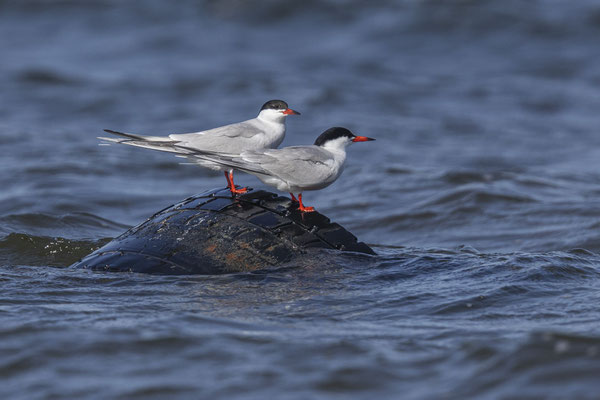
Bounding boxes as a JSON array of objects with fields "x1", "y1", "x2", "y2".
[
  {"x1": 168, "y1": 119, "x2": 264, "y2": 152},
  {"x1": 181, "y1": 145, "x2": 339, "y2": 188},
  {"x1": 181, "y1": 148, "x2": 273, "y2": 176},
  {"x1": 244, "y1": 146, "x2": 337, "y2": 186}
]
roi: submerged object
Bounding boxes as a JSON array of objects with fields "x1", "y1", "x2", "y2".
[{"x1": 71, "y1": 188, "x2": 374, "y2": 275}]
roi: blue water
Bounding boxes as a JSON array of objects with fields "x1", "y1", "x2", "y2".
[{"x1": 2, "y1": 1, "x2": 600, "y2": 398}]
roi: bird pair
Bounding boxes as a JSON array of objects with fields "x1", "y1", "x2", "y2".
[{"x1": 100, "y1": 100, "x2": 375, "y2": 212}]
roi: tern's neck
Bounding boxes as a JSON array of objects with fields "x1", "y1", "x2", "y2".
[
  {"x1": 257, "y1": 110, "x2": 286, "y2": 124},
  {"x1": 321, "y1": 139, "x2": 349, "y2": 164},
  {"x1": 321, "y1": 137, "x2": 350, "y2": 154}
]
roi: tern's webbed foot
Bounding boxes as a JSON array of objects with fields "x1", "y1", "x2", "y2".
[
  {"x1": 296, "y1": 193, "x2": 314, "y2": 212},
  {"x1": 230, "y1": 186, "x2": 248, "y2": 195}
]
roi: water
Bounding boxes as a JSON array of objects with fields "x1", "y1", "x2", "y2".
[{"x1": 2, "y1": 0, "x2": 600, "y2": 398}]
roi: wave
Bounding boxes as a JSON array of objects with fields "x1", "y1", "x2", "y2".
[
  {"x1": 360, "y1": 248, "x2": 600, "y2": 317},
  {"x1": 0, "y1": 233, "x2": 110, "y2": 267},
  {"x1": 448, "y1": 331, "x2": 600, "y2": 398},
  {"x1": 5, "y1": 0, "x2": 600, "y2": 35},
  {"x1": 0, "y1": 212, "x2": 130, "y2": 238},
  {"x1": 17, "y1": 68, "x2": 83, "y2": 86}
]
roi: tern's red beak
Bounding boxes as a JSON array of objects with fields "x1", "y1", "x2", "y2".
[
  {"x1": 282, "y1": 108, "x2": 301, "y2": 115},
  {"x1": 352, "y1": 136, "x2": 375, "y2": 142}
]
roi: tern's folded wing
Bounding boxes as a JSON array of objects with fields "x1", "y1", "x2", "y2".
[
  {"x1": 179, "y1": 147, "x2": 272, "y2": 176},
  {"x1": 169, "y1": 119, "x2": 263, "y2": 147},
  {"x1": 244, "y1": 146, "x2": 337, "y2": 186}
]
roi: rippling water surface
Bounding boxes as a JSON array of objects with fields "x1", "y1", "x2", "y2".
[{"x1": 2, "y1": 1, "x2": 600, "y2": 398}]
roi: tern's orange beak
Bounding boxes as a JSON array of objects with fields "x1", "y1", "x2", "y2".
[
  {"x1": 282, "y1": 108, "x2": 300, "y2": 115},
  {"x1": 352, "y1": 136, "x2": 375, "y2": 142}
]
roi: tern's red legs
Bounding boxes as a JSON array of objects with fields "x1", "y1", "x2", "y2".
[
  {"x1": 296, "y1": 193, "x2": 314, "y2": 213},
  {"x1": 289, "y1": 193, "x2": 314, "y2": 212},
  {"x1": 224, "y1": 171, "x2": 248, "y2": 194}
]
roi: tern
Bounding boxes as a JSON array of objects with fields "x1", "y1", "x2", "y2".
[
  {"x1": 99, "y1": 99, "x2": 300, "y2": 194},
  {"x1": 179, "y1": 127, "x2": 375, "y2": 212}
]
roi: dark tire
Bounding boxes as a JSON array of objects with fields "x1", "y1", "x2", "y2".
[{"x1": 71, "y1": 188, "x2": 375, "y2": 275}]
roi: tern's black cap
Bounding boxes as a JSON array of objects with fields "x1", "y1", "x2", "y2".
[
  {"x1": 261, "y1": 100, "x2": 289, "y2": 111},
  {"x1": 314, "y1": 127, "x2": 355, "y2": 146}
]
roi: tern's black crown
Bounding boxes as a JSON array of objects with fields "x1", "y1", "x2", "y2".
[
  {"x1": 314, "y1": 127, "x2": 355, "y2": 146},
  {"x1": 261, "y1": 100, "x2": 289, "y2": 111}
]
